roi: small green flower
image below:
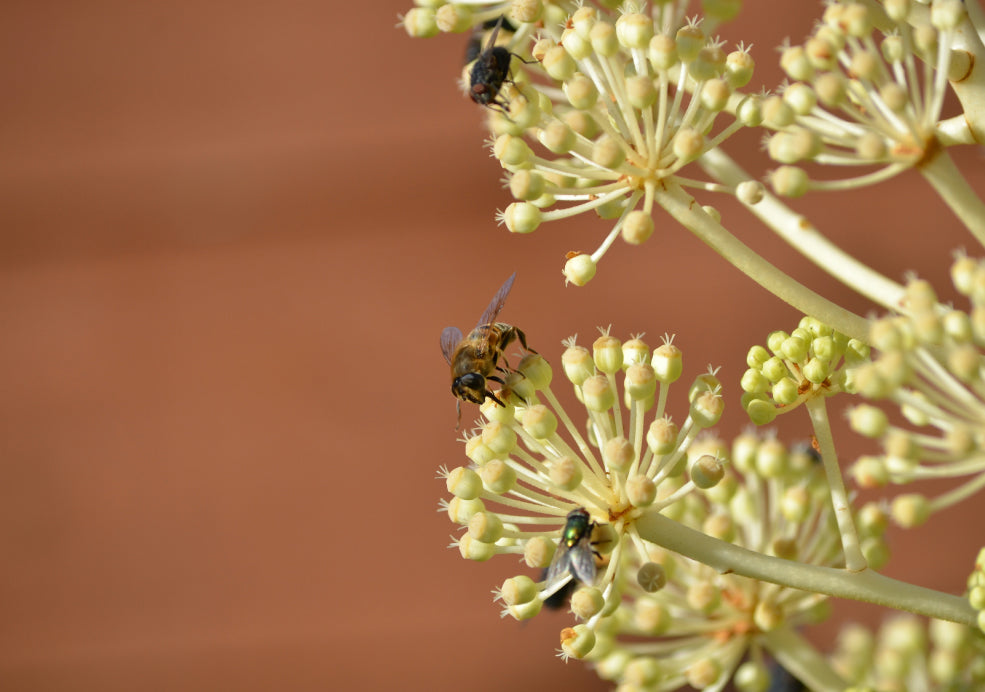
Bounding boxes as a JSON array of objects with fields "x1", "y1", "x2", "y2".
[{"x1": 740, "y1": 316, "x2": 868, "y2": 425}]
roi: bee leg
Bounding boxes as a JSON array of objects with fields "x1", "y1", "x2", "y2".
[
  {"x1": 487, "y1": 375, "x2": 506, "y2": 385},
  {"x1": 515, "y1": 328, "x2": 537, "y2": 354},
  {"x1": 486, "y1": 389, "x2": 507, "y2": 407}
]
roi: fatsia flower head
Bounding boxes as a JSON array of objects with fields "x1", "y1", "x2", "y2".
[
  {"x1": 848, "y1": 256, "x2": 985, "y2": 527},
  {"x1": 766, "y1": 0, "x2": 971, "y2": 196},
  {"x1": 406, "y1": 1, "x2": 759, "y2": 285},
  {"x1": 438, "y1": 330, "x2": 871, "y2": 688}
]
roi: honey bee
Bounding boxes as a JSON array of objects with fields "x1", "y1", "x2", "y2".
[{"x1": 440, "y1": 272, "x2": 533, "y2": 425}]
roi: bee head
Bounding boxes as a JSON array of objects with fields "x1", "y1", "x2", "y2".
[{"x1": 452, "y1": 372, "x2": 487, "y2": 403}]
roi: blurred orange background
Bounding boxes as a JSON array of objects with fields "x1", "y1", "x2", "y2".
[{"x1": 1, "y1": 2, "x2": 983, "y2": 690}]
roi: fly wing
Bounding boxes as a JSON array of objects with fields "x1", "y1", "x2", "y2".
[
  {"x1": 477, "y1": 272, "x2": 517, "y2": 327},
  {"x1": 440, "y1": 327, "x2": 463, "y2": 364},
  {"x1": 567, "y1": 538, "x2": 597, "y2": 585},
  {"x1": 543, "y1": 539, "x2": 572, "y2": 586}
]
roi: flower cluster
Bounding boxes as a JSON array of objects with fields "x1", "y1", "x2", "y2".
[
  {"x1": 740, "y1": 316, "x2": 869, "y2": 426},
  {"x1": 831, "y1": 615, "x2": 985, "y2": 691},
  {"x1": 848, "y1": 258, "x2": 985, "y2": 525},
  {"x1": 765, "y1": 0, "x2": 972, "y2": 196},
  {"x1": 408, "y1": 2, "x2": 761, "y2": 284}
]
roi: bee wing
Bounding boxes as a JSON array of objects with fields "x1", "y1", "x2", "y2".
[
  {"x1": 476, "y1": 272, "x2": 517, "y2": 327},
  {"x1": 567, "y1": 538, "x2": 597, "y2": 585},
  {"x1": 484, "y1": 14, "x2": 504, "y2": 50},
  {"x1": 439, "y1": 327, "x2": 463, "y2": 364}
]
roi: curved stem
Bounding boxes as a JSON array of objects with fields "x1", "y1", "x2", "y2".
[
  {"x1": 635, "y1": 511, "x2": 976, "y2": 625},
  {"x1": 805, "y1": 396, "x2": 867, "y2": 572},
  {"x1": 761, "y1": 627, "x2": 846, "y2": 692},
  {"x1": 699, "y1": 147, "x2": 907, "y2": 312},
  {"x1": 653, "y1": 180, "x2": 870, "y2": 340},
  {"x1": 918, "y1": 147, "x2": 985, "y2": 248}
]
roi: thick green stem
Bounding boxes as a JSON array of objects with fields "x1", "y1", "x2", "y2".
[
  {"x1": 919, "y1": 147, "x2": 985, "y2": 248},
  {"x1": 636, "y1": 511, "x2": 976, "y2": 625},
  {"x1": 654, "y1": 180, "x2": 870, "y2": 341},
  {"x1": 761, "y1": 627, "x2": 846, "y2": 692},
  {"x1": 805, "y1": 397, "x2": 867, "y2": 572},
  {"x1": 699, "y1": 147, "x2": 906, "y2": 313}
]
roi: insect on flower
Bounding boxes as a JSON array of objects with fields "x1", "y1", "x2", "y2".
[
  {"x1": 467, "y1": 16, "x2": 528, "y2": 114},
  {"x1": 542, "y1": 508, "x2": 600, "y2": 605},
  {"x1": 439, "y1": 272, "x2": 534, "y2": 426},
  {"x1": 464, "y1": 16, "x2": 516, "y2": 66}
]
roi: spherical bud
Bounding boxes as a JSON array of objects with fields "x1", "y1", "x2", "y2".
[
  {"x1": 591, "y1": 134, "x2": 624, "y2": 170},
  {"x1": 570, "y1": 587, "x2": 605, "y2": 618},
  {"x1": 931, "y1": 0, "x2": 965, "y2": 31},
  {"x1": 582, "y1": 374, "x2": 615, "y2": 411},
  {"x1": 494, "y1": 134, "x2": 532, "y2": 167},
  {"x1": 627, "y1": 475, "x2": 657, "y2": 507},
  {"x1": 849, "y1": 50, "x2": 879, "y2": 82},
  {"x1": 622, "y1": 337, "x2": 650, "y2": 366},
  {"x1": 543, "y1": 44, "x2": 577, "y2": 80},
  {"x1": 733, "y1": 660, "x2": 771, "y2": 692},
  {"x1": 803, "y1": 357, "x2": 830, "y2": 385},
  {"x1": 589, "y1": 20, "x2": 619, "y2": 56},
  {"x1": 625, "y1": 74, "x2": 657, "y2": 110},
  {"x1": 564, "y1": 253, "x2": 597, "y2": 286},
  {"x1": 518, "y1": 353, "x2": 552, "y2": 391},
  {"x1": 783, "y1": 82, "x2": 817, "y2": 115},
  {"x1": 481, "y1": 420, "x2": 517, "y2": 456},
  {"x1": 861, "y1": 536, "x2": 890, "y2": 570},
  {"x1": 690, "y1": 454, "x2": 725, "y2": 489},
  {"x1": 652, "y1": 342, "x2": 683, "y2": 383},
  {"x1": 615, "y1": 12, "x2": 654, "y2": 49},
  {"x1": 447, "y1": 496, "x2": 485, "y2": 525},
  {"x1": 771, "y1": 377, "x2": 800, "y2": 405},
  {"x1": 857, "y1": 501, "x2": 889, "y2": 538},
  {"x1": 521, "y1": 405, "x2": 557, "y2": 440},
  {"x1": 479, "y1": 459, "x2": 517, "y2": 494},
  {"x1": 562, "y1": 342, "x2": 594, "y2": 385},
  {"x1": 458, "y1": 533, "x2": 496, "y2": 561},
  {"x1": 690, "y1": 390, "x2": 724, "y2": 428},
  {"x1": 647, "y1": 417, "x2": 679, "y2": 455},
  {"x1": 814, "y1": 72, "x2": 848, "y2": 107},
  {"x1": 500, "y1": 574, "x2": 539, "y2": 606},
  {"x1": 564, "y1": 74, "x2": 599, "y2": 110},
  {"x1": 805, "y1": 36, "x2": 838, "y2": 71},
  {"x1": 689, "y1": 44, "x2": 726, "y2": 82},
  {"x1": 848, "y1": 404, "x2": 889, "y2": 438},
  {"x1": 736, "y1": 95, "x2": 763, "y2": 126},
  {"x1": 884, "y1": 0, "x2": 912, "y2": 23},
  {"x1": 891, "y1": 493, "x2": 930, "y2": 528},
  {"x1": 770, "y1": 165, "x2": 809, "y2": 197},
  {"x1": 673, "y1": 128, "x2": 706, "y2": 162},
  {"x1": 755, "y1": 438, "x2": 788, "y2": 478},
  {"x1": 743, "y1": 396, "x2": 776, "y2": 425},
  {"x1": 648, "y1": 34, "x2": 678, "y2": 71},
  {"x1": 570, "y1": 6, "x2": 596, "y2": 38},
  {"x1": 468, "y1": 510, "x2": 504, "y2": 543},
  {"x1": 621, "y1": 209, "x2": 654, "y2": 245},
  {"x1": 779, "y1": 45, "x2": 814, "y2": 81},
  {"x1": 562, "y1": 109, "x2": 598, "y2": 138},
  {"x1": 591, "y1": 335, "x2": 622, "y2": 375},
  {"x1": 541, "y1": 120, "x2": 576, "y2": 155},
  {"x1": 402, "y1": 8, "x2": 440, "y2": 38},
  {"x1": 780, "y1": 485, "x2": 811, "y2": 522},
  {"x1": 699, "y1": 78, "x2": 731, "y2": 112},
  {"x1": 851, "y1": 455, "x2": 889, "y2": 488},
  {"x1": 675, "y1": 24, "x2": 705, "y2": 63},
  {"x1": 560, "y1": 625, "x2": 596, "y2": 659},
  {"x1": 603, "y1": 437, "x2": 635, "y2": 473},
  {"x1": 447, "y1": 466, "x2": 483, "y2": 500},
  {"x1": 633, "y1": 599, "x2": 671, "y2": 635},
  {"x1": 948, "y1": 343, "x2": 980, "y2": 382},
  {"x1": 771, "y1": 537, "x2": 798, "y2": 560},
  {"x1": 521, "y1": 535, "x2": 553, "y2": 569},
  {"x1": 687, "y1": 657, "x2": 722, "y2": 689},
  {"x1": 465, "y1": 434, "x2": 498, "y2": 466},
  {"x1": 725, "y1": 49, "x2": 755, "y2": 88},
  {"x1": 703, "y1": 512, "x2": 735, "y2": 542},
  {"x1": 740, "y1": 368, "x2": 769, "y2": 395},
  {"x1": 753, "y1": 600, "x2": 785, "y2": 631},
  {"x1": 623, "y1": 362, "x2": 656, "y2": 401},
  {"x1": 546, "y1": 455, "x2": 582, "y2": 491},
  {"x1": 686, "y1": 581, "x2": 721, "y2": 613},
  {"x1": 762, "y1": 96, "x2": 796, "y2": 129},
  {"x1": 509, "y1": 170, "x2": 545, "y2": 202},
  {"x1": 736, "y1": 180, "x2": 765, "y2": 205},
  {"x1": 623, "y1": 657, "x2": 662, "y2": 686},
  {"x1": 595, "y1": 650, "x2": 632, "y2": 681},
  {"x1": 880, "y1": 82, "x2": 908, "y2": 114},
  {"x1": 435, "y1": 4, "x2": 473, "y2": 33}
]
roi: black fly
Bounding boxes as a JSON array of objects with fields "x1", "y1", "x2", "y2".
[{"x1": 467, "y1": 16, "x2": 528, "y2": 114}]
